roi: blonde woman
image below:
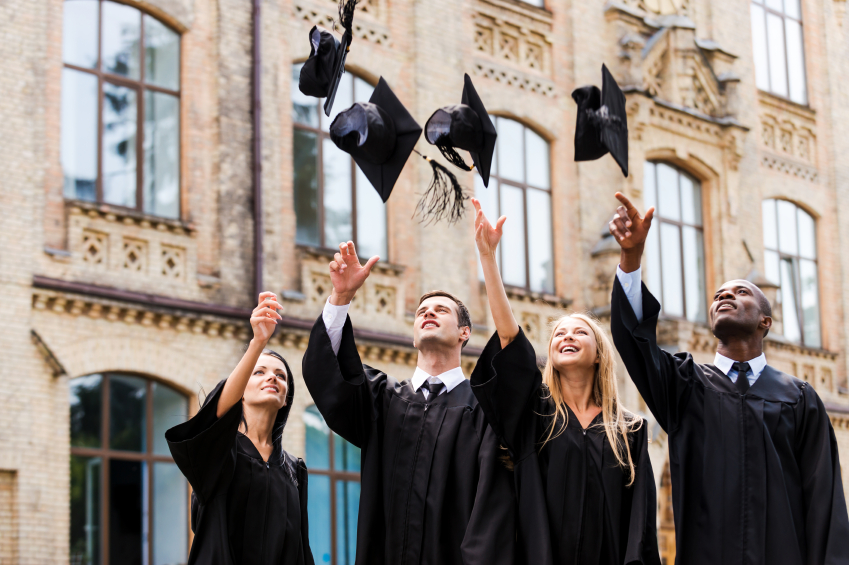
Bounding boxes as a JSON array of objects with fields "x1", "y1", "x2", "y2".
[{"x1": 469, "y1": 199, "x2": 660, "y2": 565}]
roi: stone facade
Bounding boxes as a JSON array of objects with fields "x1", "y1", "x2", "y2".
[{"x1": 2, "y1": 0, "x2": 849, "y2": 562}]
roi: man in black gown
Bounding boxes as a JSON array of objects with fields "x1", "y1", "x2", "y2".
[
  {"x1": 608, "y1": 193, "x2": 849, "y2": 565},
  {"x1": 301, "y1": 241, "x2": 515, "y2": 565}
]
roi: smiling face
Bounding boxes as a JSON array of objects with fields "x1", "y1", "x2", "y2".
[
  {"x1": 412, "y1": 296, "x2": 470, "y2": 351},
  {"x1": 242, "y1": 354, "x2": 289, "y2": 412},
  {"x1": 709, "y1": 280, "x2": 772, "y2": 340},
  {"x1": 548, "y1": 317, "x2": 599, "y2": 374}
]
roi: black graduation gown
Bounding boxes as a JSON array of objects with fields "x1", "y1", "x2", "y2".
[
  {"x1": 301, "y1": 314, "x2": 516, "y2": 565},
  {"x1": 610, "y1": 276, "x2": 849, "y2": 565},
  {"x1": 470, "y1": 328, "x2": 661, "y2": 565},
  {"x1": 165, "y1": 378, "x2": 314, "y2": 565}
]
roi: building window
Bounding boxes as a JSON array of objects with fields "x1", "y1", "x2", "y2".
[
  {"x1": 475, "y1": 117, "x2": 553, "y2": 293},
  {"x1": 762, "y1": 199, "x2": 820, "y2": 347},
  {"x1": 69, "y1": 373, "x2": 189, "y2": 565},
  {"x1": 519, "y1": 0, "x2": 545, "y2": 6},
  {"x1": 643, "y1": 162, "x2": 707, "y2": 323},
  {"x1": 292, "y1": 64, "x2": 387, "y2": 260},
  {"x1": 62, "y1": 0, "x2": 181, "y2": 218},
  {"x1": 751, "y1": 0, "x2": 807, "y2": 104},
  {"x1": 304, "y1": 405, "x2": 361, "y2": 565}
]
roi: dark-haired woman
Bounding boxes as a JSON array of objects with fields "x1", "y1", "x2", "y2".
[
  {"x1": 166, "y1": 292, "x2": 314, "y2": 565},
  {"x1": 469, "y1": 200, "x2": 660, "y2": 565}
]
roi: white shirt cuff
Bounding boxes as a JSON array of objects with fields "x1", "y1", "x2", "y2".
[
  {"x1": 322, "y1": 299, "x2": 350, "y2": 356},
  {"x1": 616, "y1": 265, "x2": 644, "y2": 322}
]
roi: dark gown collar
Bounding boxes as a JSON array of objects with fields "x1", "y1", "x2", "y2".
[
  {"x1": 236, "y1": 432, "x2": 275, "y2": 462},
  {"x1": 702, "y1": 364, "x2": 804, "y2": 403}
]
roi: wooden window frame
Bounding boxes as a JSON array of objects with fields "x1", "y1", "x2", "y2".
[{"x1": 751, "y1": 0, "x2": 809, "y2": 105}]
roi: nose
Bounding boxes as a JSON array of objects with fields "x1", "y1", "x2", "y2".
[{"x1": 717, "y1": 288, "x2": 735, "y2": 301}]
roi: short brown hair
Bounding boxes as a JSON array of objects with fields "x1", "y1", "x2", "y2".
[{"x1": 418, "y1": 290, "x2": 472, "y2": 348}]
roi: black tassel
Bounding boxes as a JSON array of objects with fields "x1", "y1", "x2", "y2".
[
  {"x1": 336, "y1": 0, "x2": 358, "y2": 40},
  {"x1": 436, "y1": 144, "x2": 474, "y2": 172},
  {"x1": 414, "y1": 150, "x2": 470, "y2": 225}
]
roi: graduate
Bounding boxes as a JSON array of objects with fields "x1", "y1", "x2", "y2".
[
  {"x1": 608, "y1": 192, "x2": 849, "y2": 565},
  {"x1": 469, "y1": 199, "x2": 661, "y2": 565},
  {"x1": 166, "y1": 292, "x2": 314, "y2": 565},
  {"x1": 301, "y1": 241, "x2": 515, "y2": 565}
]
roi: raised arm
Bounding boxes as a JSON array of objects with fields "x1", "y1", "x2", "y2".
[
  {"x1": 472, "y1": 198, "x2": 519, "y2": 349},
  {"x1": 609, "y1": 191, "x2": 654, "y2": 276}
]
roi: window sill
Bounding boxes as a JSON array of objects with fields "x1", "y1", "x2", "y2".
[
  {"x1": 764, "y1": 333, "x2": 836, "y2": 359},
  {"x1": 757, "y1": 90, "x2": 815, "y2": 119},
  {"x1": 65, "y1": 199, "x2": 194, "y2": 235},
  {"x1": 478, "y1": 0, "x2": 553, "y2": 21}
]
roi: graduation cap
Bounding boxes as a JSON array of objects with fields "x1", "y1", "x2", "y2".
[
  {"x1": 424, "y1": 74, "x2": 498, "y2": 187},
  {"x1": 571, "y1": 64, "x2": 629, "y2": 177},
  {"x1": 329, "y1": 77, "x2": 422, "y2": 202}
]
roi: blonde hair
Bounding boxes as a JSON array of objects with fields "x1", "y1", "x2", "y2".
[{"x1": 540, "y1": 313, "x2": 643, "y2": 485}]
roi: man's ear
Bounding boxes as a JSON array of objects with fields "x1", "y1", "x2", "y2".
[
  {"x1": 460, "y1": 326, "x2": 471, "y2": 343},
  {"x1": 760, "y1": 315, "x2": 773, "y2": 337}
]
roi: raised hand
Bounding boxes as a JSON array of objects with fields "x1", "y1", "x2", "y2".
[
  {"x1": 329, "y1": 241, "x2": 379, "y2": 305},
  {"x1": 609, "y1": 192, "x2": 654, "y2": 272},
  {"x1": 472, "y1": 198, "x2": 506, "y2": 258},
  {"x1": 251, "y1": 291, "x2": 282, "y2": 345}
]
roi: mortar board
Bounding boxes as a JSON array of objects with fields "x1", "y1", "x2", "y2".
[
  {"x1": 424, "y1": 74, "x2": 498, "y2": 187},
  {"x1": 329, "y1": 77, "x2": 422, "y2": 202},
  {"x1": 572, "y1": 64, "x2": 629, "y2": 177},
  {"x1": 298, "y1": 26, "x2": 341, "y2": 99}
]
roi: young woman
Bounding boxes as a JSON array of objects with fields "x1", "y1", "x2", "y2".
[
  {"x1": 469, "y1": 199, "x2": 660, "y2": 565},
  {"x1": 166, "y1": 292, "x2": 314, "y2": 565}
]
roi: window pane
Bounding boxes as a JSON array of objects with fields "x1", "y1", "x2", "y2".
[
  {"x1": 109, "y1": 459, "x2": 146, "y2": 565},
  {"x1": 307, "y1": 475, "x2": 331, "y2": 564},
  {"x1": 496, "y1": 119, "x2": 525, "y2": 183},
  {"x1": 656, "y1": 163, "x2": 680, "y2": 221},
  {"x1": 785, "y1": 20, "x2": 806, "y2": 104},
  {"x1": 103, "y1": 82, "x2": 138, "y2": 208},
  {"x1": 334, "y1": 434, "x2": 361, "y2": 473},
  {"x1": 797, "y1": 208, "x2": 816, "y2": 259},
  {"x1": 110, "y1": 375, "x2": 147, "y2": 452},
  {"x1": 356, "y1": 167, "x2": 387, "y2": 259},
  {"x1": 70, "y1": 455, "x2": 101, "y2": 565},
  {"x1": 336, "y1": 480, "x2": 360, "y2": 565},
  {"x1": 153, "y1": 462, "x2": 187, "y2": 565},
  {"x1": 144, "y1": 16, "x2": 180, "y2": 90},
  {"x1": 645, "y1": 207, "x2": 662, "y2": 295},
  {"x1": 354, "y1": 77, "x2": 375, "y2": 103},
  {"x1": 500, "y1": 184, "x2": 527, "y2": 288},
  {"x1": 475, "y1": 176, "x2": 500, "y2": 281},
  {"x1": 679, "y1": 173, "x2": 702, "y2": 226},
  {"x1": 777, "y1": 200, "x2": 799, "y2": 255},
  {"x1": 527, "y1": 189, "x2": 554, "y2": 293},
  {"x1": 643, "y1": 162, "x2": 657, "y2": 210},
  {"x1": 784, "y1": 0, "x2": 800, "y2": 19},
  {"x1": 62, "y1": 69, "x2": 98, "y2": 201},
  {"x1": 143, "y1": 91, "x2": 180, "y2": 218},
  {"x1": 304, "y1": 406, "x2": 330, "y2": 470},
  {"x1": 323, "y1": 73, "x2": 354, "y2": 132},
  {"x1": 520, "y1": 0, "x2": 545, "y2": 6},
  {"x1": 762, "y1": 199, "x2": 777, "y2": 250},
  {"x1": 660, "y1": 223, "x2": 684, "y2": 317},
  {"x1": 751, "y1": 5, "x2": 771, "y2": 91},
  {"x1": 323, "y1": 139, "x2": 353, "y2": 245},
  {"x1": 102, "y1": 1, "x2": 141, "y2": 79},
  {"x1": 765, "y1": 249, "x2": 781, "y2": 285},
  {"x1": 780, "y1": 258, "x2": 801, "y2": 342},
  {"x1": 767, "y1": 12, "x2": 788, "y2": 97},
  {"x1": 152, "y1": 383, "x2": 187, "y2": 456},
  {"x1": 294, "y1": 129, "x2": 319, "y2": 246},
  {"x1": 292, "y1": 64, "x2": 319, "y2": 127},
  {"x1": 63, "y1": 0, "x2": 99, "y2": 69},
  {"x1": 800, "y1": 259, "x2": 820, "y2": 348},
  {"x1": 71, "y1": 375, "x2": 102, "y2": 448},
  {"x1": 525, "y1": 128, "x2": 550, "y2": 189},
  {"x1": 765, "y1": 0, "x2": 783, "y2": 12},
  {"x1": 682, "y1": 226, "x2": 706, "y2": 322}
]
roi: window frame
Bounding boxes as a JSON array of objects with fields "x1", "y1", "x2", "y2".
[
  {"x1": 69, "y1": 373, "x2": 189, "y2": 564},
  {"x1": 751, "y1": 0, "x2": 809, "y2": 105},
  {"x1": 62, "y1": 0, "x2": 182, "y2": 216}
]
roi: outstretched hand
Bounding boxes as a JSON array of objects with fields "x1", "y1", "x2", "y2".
[
  {"x1": 329, "y1": 241, "x2": 379, "y2": 305},
  {"x1": 472, "y1": 198, "x2": 506, "y2": 258},
  {"x1": 251, "y1": 291, "x2": 282, "y2": 345},
  {"x1": 609, "y1": 192, "x2": 654, "y2": 272}
]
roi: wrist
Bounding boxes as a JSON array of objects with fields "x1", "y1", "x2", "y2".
[
  {"x1": 330, "y1": 289, "x2": 355, "y2": 306},
  {"x1": 619, "y1": 245, "x2": 644, "y2": 273},
  {"x1": 249, "y1": 337, "x2": 269, "y2": 350}
]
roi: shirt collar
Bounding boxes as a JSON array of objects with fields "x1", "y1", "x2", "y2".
[
  {"x1": 411, "y1": 366, "x2": 466, "y2": 393},
  {"x1": 714, "y1": 352, "x2": 767, "y2": 377}
]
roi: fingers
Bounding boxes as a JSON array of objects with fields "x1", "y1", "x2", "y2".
[
  {"x1": 333, "y1": 252, "x2": 348, "y2": 274},
  {"x1": 471, "y1": 198, "x2": 482, "y2": 213},
  {"x1": 362, "y1": 255, "x2": 379, "y2": 275},
  {"x1": 329, "y1": 260, "x2": 340, "y2": 273},
  {"x1": 644, "y1": 207, "x2": 655, "y2": 227},
  {"x1": 252, "y1": 307, "x2": 282, "y2": 321},
  {"x1": 614, "y1": 192, "x2": 638, "y2": 217},
  {"x1": 610, "y1": 212, "x2": 631, "y2": 240},
  {"x1": 495, "y1": 216, "x2": 507, "y2": 232}
]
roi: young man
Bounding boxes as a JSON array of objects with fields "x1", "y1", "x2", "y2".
[
  {"x1": 301, "y1": 242, "x2": 515, "y2": 565},
  {"x1": 608, "y1": 193, "x2": 849, "y2": 565}
]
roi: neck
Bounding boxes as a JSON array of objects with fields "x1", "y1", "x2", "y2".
[
  {"x1": 416, "y1": 346, "x2": 462, "y2": 377},
  {"x1": 557, "y1": 365, "x2": 597, "y2": 412},
  {"x1": 716, "y1": 333, "x2": 764, "y2": 362},
  {"x1": 240, "y1": 403, "x2": 278, "y2": 447}
]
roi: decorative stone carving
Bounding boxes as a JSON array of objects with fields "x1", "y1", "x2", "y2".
[
  {"x1": 161, "y1": 245, "x2": 185, "y2": 280},
  {"x1": 122, "y1": 238, "x2": 147, "y2": 273},
  {"x1": 757, "y1": 91, "x2": 817, "y2": 180},
  {"x1": 82, "y1": 229, "x2": 108, "y2": 269},
  {"x1": 471, "y1": 61, "x2": 556, "y2": 97},
  {"x1": 293, "y1": 0, "x2": 391, "y2": 46}
]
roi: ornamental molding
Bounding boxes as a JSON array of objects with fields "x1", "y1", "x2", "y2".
[
  {"x1": 293, "y1": 0, "x2": 391, "y2": 47},
  {"x1": 760, "y1": 154, "x2": 818, "y2": 183},
  {"x1": 758, "y1": 91, "x2": 818, "y2": 179},
  {"x1": 471, "y1": 60, "x2": 556, "y2": 97}
]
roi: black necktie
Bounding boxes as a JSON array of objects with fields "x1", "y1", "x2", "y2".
[
  {"x1": 421, "y1": 379, "x2": 445, "y2": 400},
  {"x1": 732, "y1": 362, "x2": 751, "y2": 395}
]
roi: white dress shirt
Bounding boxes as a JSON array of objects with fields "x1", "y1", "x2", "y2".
[
  {"x1": 616, "y1": 266, "x2": 768, "y2": 386},
  {"x1": 411, "y1": 367, "x2": 466, "y2": 399}
]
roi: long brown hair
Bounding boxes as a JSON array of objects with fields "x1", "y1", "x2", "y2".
[{"x1": 540, "y1": 313, "x2": 643, "y2": 485}]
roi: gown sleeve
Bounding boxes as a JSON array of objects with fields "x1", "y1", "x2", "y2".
[
  {"x1": 470, "y1": 328, "x2": 542, "y2": 460},
  {"x1": 301, "y1": 313, "x2": 388, "y2": 449},
  {"x1": 165, "y1": 380, "x2": 241, "y2": 505},
  {"x1": 623, "y1": 423, "x2": 662, "y2": 565},
  {"x1": 610, "y1": 275, "x2": 695, "y2": 433},
  {"x1": 296, "y1": 457, "x2": 316, "y2": 565},
  {"x1": 794, "y1": 384, "x2": 849, "y2": 564}
]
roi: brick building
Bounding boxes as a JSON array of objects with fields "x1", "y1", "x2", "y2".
[{"x1": 2, "y1": 0, "x2": 849, "y2": 563}]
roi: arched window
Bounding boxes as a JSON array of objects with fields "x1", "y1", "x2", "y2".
[
  {"x1": 62, "y1": 0, "x2": 181, "y2": 218},
  {"x1": 762, "y1": 199, "x2": 820, "y2": 347},
  {"x1": 643, "y1": 161, "x2": 707, "y2": 323},
  {"x1": 69, "y1": 373, "x2": 188, "y2": 565},
  {"x1": 291, "y1": 64, "x2": 387, "y2": 260},
  {"x1": 303, "y1": 405, "x2": 361, "y2": 565},
  {"x1": 750, "y1": 0, "x2": 807, "y2": 104},
  {"x1": 475, "y1": 117, "x2": 553, "y2": 293}
]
